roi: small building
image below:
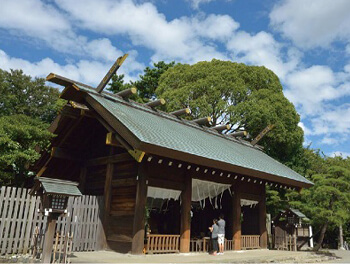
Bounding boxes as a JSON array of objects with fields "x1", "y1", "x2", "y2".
[
  {"x1": 272, "y1": 208, "x2": 313, "y2": 250},
  {"x1": 33, "y1": 72, "x2": 313, "y2": 254}
]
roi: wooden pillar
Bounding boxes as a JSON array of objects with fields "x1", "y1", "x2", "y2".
[
  {"x1": 259, "y1": 187, "x2": 268, "y2": 248},
  {"x1": 42, "y1": 215, "x2": 57, "y2": 263},
  {"x1": 99, "y1": 147, "x2": 115, "y2": 250},
  {"x1": 180, "y1": 172, "x2": 191, "y2": 253},
  {"x1": 232, "y1": 187, "x2": 241, "y2": 250},
  {"x1": 131, "y1": 162, "x2": 148, "y2": 254},
  {"x1": 79, "y1": 165, "x2": 87, "y2": 193},
  {"x1": 104, "y1": 147, "x2": 115, "y2": 214},
  {"x1": 104, "y1": 162, "x2": 114, "y2": 214}
]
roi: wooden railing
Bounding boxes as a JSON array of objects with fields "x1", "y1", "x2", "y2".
[
  {"x1": 225, "y1": 239, "x2": 234, "y2": 251},
  {"x1": 241, "y1": 235, "x2": 260, "y2": 249},
  {"x1": 190, "y1": 237, "x2": 210, "y2": 252},
  {"x1": 145, "y1": 234, "x2": 180, "y2": 254},
  {"x1": 190, "y1": 238, "x2": 234, "y2": 252}
]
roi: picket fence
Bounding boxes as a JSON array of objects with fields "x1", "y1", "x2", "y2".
[{"x1": 0, "y1": 186, "x2": 103, "y2": 255}]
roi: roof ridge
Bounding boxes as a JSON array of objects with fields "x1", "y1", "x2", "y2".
[{"x1": 75, "y1": 84, "x2": 260, "y2": 151}]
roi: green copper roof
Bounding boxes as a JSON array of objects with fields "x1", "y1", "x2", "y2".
[
  {"x1": 288, "y1": 208, "x2": 307, "y2": 218},
  {"x1": 34, "y1": 177, "x2": 82, "y2": 196},
  {"x1": 75, "y1": 85, "x2": 313, "y2": 188}
]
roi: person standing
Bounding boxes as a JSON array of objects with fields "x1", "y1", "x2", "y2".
[
  {"x1": 217, "y1": 213, "x2": 225, "y2": 255},
  {"x1": 209, "y1": 219, "x2": 219, "y2": 255}
]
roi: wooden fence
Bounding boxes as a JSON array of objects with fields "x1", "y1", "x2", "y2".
[
  {"x1": 145, "y1": 234, "x2": 180, "y2": 254},
  {"x1": 241, "y1": 235, "x2": 260, "y2": 250},
  {"x1": 274, "y1": 235, "x2": 297, "y2": 251},
  {"x1": 0, "y1": 186, "x2": 103, "y2": 255}
]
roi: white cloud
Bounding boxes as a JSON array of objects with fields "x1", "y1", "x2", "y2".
[
  {"x1": 226, "y1": 31, "x2": 301, "y2": 80},
  {"x1": 284, "y1": 66, "x2": 350, "y2": 115},
  {"x1": 331, "y1": 151, "x2": 350, "y2": 158},
  {"x1": 0, "y1": 49, "x2": 143, "y2": 86},
  {"x1": 0, "y1": 0, "x2": 135, "y2": 63},
  {"x1": 54, "y1": 0, "x2": 237, "y2": 63},
  {"x1": 321, "y1": 137, "x2": 339, "y2": 145},
  {"x1": 270, "y1": 0, "x2": 350, "y2": 49},
  {"x1": 310, "y1": 105, "x2": 350, "y2": 136},
  {"x1": 0, "y1": 0, "x2": 238, "y2": 63},
  {"x1": 298, "y1": 122, "x2": 312, "y2": 136},
  {"x1": 0, "y1": 0, "x2": 70, "y2": 36},
  {"x1": 186, "y1": 0, "x2": 214, "y2": 9}
]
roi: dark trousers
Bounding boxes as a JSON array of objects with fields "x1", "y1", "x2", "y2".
[{"x1": 212, "y1": 237, "x2": 218, "y2": 252}]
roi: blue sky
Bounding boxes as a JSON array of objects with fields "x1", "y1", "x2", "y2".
[{"x1": 0, "y1": 0, "x2": 350, "y2": 157}]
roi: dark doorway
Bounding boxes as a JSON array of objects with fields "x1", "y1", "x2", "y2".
[
  {"x1": 147, "y1": 198, "x2": 180, "y2": 235},
  {"x1": 241, "y1": 205, "x2": 259, "y2": 235}
]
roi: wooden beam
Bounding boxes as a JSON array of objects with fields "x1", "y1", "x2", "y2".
[
  {"x1": 48, "y1": 114, "x2": 63, "y2": 133},
  {"x1": 116, "y1": 87, "x2": 137, "y2": 99},
  {"x1": 232, "y1": 185, "x2": 241, "y2": 250},
  {"x1": 145, "y1": 98, "x2": 166, "y2": 108},
  {"x1": 104, "y1": 161, "x2": 114, "y2": 215},
  {"x1": 259, "y1": 187, "x2": 268, "y2": 248},
  {"x1": 147, "y1": 178, "x2": 184, "y2": 191},
  {"x1": 86, "y1": 152, "x2": 133, "y2": 167},
  {"x1": 96, "y1": 54, "x2": 128, "y2": 93},
  {"x1": 112, "y1": 178, "x2": 137, "y2": 187},
  {"x1": 79, "y1": 166, "x2": 87, "y2": 193},
  {"x1": 170, "y1": 108, "x2": 191, "y2": 117},
  {"x1": 50, "y1": 147, "x2": 84, "y2": 162},
  {"x1": 192, "y1": 116, "x2": 211, "y2": 126},
  {"x1": 240, "y1": 192, "x2": 261, "y2": 202},
  {"x1": 37, "y1": 164, "x2": 49, "y2": 177},
  {"x1": 251, "y1": 124, "x2": 274, "y2": 146},
  {"x1": 180, "y1": 172, "x2": 191, "y2": 253},
  {"x1": 46, "y1": 73, "x2": 94, "y2": 89},
  {"x1": 131, "y1": 162, "x2": 148, "y2": 254},
  {"x1": 80, "y1": 109, "x2": 95, "y2": 118},
  {"x1": 106, "y1": 132, "x2": 144, "y2": 163},
  {"x1": 229, "y1": 131, "x2": 248, "y2": 137},
  {"x1": 59, "y1": 105, "x2": 81, "y2": 119},
  {"x1": 69, "y1": 101, "x2": 89, "y2": 111},
  {"x1": 128, "y1": 149, "x2": 145, "y2": 163},
  {"x1": 212, "y1": 124, "x2": 230, "y2": 132},
  {"x1": 106, "y1": 132, "x2": 124, "y2": 148}
]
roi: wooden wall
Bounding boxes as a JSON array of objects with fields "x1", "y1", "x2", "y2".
[{"x1": 106, "y1": 158, "x2": 138, "y2": 252}]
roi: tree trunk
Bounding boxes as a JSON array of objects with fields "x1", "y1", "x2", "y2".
[
  {"x1": 313, "y1": 222, "x2": 328, "y2": 251},
  {"x1": 339, "y1": 225, "x2": 344, "y2": 250}
]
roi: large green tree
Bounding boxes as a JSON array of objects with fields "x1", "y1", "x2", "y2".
[
  {"x1": 0, "y1": 69, "x2": 63, "y2": 123},
  {"x1": 289, "y1": 153, "x2": 350, "y2": 250},
  {"x1": 0, "y1": 69, "x2": 62, "y2": 186},
  {"x1": 0, "y1": 115, "x2": 53, "y2": 186},
  {"x1": 156, "y1": 59, "x2": 303, "y2": 163}
]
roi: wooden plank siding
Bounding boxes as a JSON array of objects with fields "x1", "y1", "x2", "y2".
[
  {"x1": 106, "y1": 158, "x2": 138, "y2": 253},
  {"x1": 0, "y1": 186, "x2": 102, "y2": 255}
]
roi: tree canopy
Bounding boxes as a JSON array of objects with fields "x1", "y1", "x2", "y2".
[
  {"x1": 288, "y1": 151, "x2": 350, "y2": 250},
  {"x1": 0, "y1": 69, "x2": 61, "y2": 186},
  {"x1": 0, "y1": 69, "x2": 63, "y2": 123},
  {"x1": 108, "y1": 61, "x2": 175, "y2": 102},
  {"x1": 0, "y1": 115, "x2": 53, "y2": 186},
  {"x1": 156, "y1": 59, "x2": 303, "y2": 163}
]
